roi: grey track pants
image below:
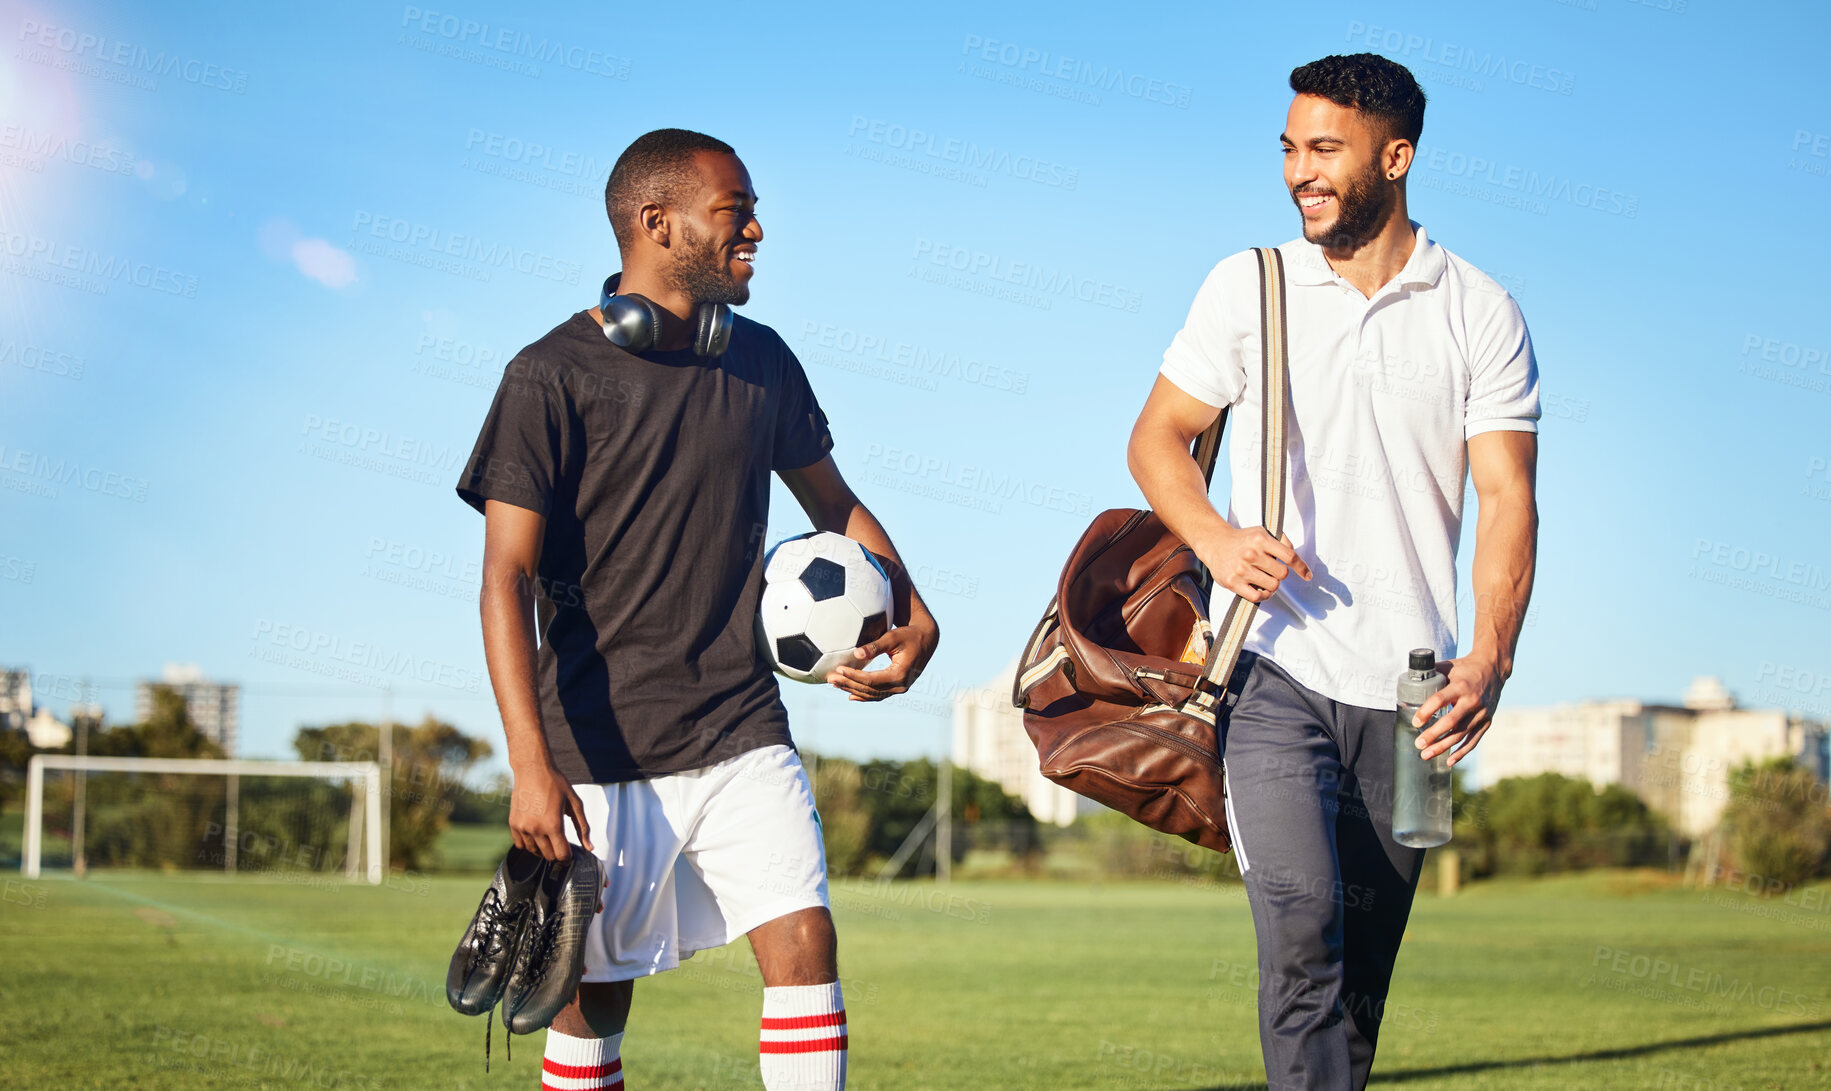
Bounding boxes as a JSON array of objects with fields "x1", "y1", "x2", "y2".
[{"x1": 1220, "y1": 653, "x2": 1427, "y2": 1091}]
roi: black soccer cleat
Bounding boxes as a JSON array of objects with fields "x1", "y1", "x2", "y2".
[
  {"x1": 446, "y1": 846, "x2": 546, "y2": 1016},
  {"x1": 500, "y1": 848, "x2": 601, "y2": 1035}
]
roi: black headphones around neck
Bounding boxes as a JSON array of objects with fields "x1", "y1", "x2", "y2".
[{"x1": 598, "y1": 274, "x2": 733, "y2": 357}]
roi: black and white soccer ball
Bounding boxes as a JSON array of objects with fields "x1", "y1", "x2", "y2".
[{"x1": 757, "y1": 531, "x2": 894, "y2": 684}]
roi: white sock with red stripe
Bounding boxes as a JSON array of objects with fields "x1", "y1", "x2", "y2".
[
  {"x1": 541, "y1": 1029, "x2": 624, "y2": 1090},
  {"x1": 758, "y1": 981, "x2": 846, "y2": 1090}
]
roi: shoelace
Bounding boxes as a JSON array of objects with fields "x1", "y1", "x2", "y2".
[
  {"x1": 482, "y1": 906, "x2": 561, "y2": 1073},
  {"x1": 511, "y1": 909, "x2": 561, "y2": 998},
  {"x1": 473, "y1": 886, "x2": 531, "y2": 1073},
  {"x1": 470, "y1": 887, "x2": 529, "y2": 972},
  {"x1": 484, "y1": 1005, "x2": 512, "y2": 1072}
]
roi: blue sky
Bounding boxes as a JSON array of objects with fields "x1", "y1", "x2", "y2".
[{"x1": 2, "y1": 0, "x2": 1828, "y2": 781}]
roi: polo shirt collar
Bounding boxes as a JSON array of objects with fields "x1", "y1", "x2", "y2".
[{"x1": 1283, "y1": 221, "x2": 1447, "y2": 291}]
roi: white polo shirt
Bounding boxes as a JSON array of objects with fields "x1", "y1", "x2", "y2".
[{"x1": 1160, "y1": 223, "x2": 1539, "y2": 710}]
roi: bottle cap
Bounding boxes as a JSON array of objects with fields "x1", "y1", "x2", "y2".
[{"x1": 1408, "y1": 649, "x2": 1435, "y2": 671}]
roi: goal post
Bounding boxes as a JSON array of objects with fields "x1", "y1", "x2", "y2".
[{"x1": 22, "y1": 755, "x2": 384, "y2": 884}]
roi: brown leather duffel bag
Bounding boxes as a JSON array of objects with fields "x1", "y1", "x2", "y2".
[{"x1": 1011, "y1": 247, "x2": 1291, "y2": 854}]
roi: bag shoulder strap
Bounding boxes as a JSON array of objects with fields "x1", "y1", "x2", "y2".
[
  {"x1": 1190, "y1": 402, "x2": 1226, "y2": 487},
  {"x1": 1182, "y1": 246, "x2": 1291, "y2": 723}
]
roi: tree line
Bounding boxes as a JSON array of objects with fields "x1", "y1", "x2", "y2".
[{"x1": 4, "y1": 691, "x2": 1826, "y2": 894}]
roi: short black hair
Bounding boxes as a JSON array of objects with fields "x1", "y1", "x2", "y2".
[
  {"x1": 1289, "y1": 54, "x2": 1426, "y2": 146},
  {"x1": 604, "y1": 128, "x2": 736, "y2": 252}
]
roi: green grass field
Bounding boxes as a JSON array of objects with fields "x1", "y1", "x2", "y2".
[
  {"x1": 2, "y1": 869, "x2": 1827, "y2": 1089},
  {"x1": 429, "y1": 823, "x2": 514, "y2": 875}
]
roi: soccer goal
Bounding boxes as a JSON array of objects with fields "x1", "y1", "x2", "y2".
[{"x1": 22, "y1": 755, "x2": 384, "y2": 884}]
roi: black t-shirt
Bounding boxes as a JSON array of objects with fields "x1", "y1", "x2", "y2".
[{"x1": 456, "y1": 310, "x2": 833, "y2": 783}]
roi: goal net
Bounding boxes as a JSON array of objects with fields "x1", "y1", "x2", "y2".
[{"x1": 23, "y1": 755, "x2": 383, "y2": 884}]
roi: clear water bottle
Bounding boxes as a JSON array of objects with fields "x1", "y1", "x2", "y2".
[{"x1": 1393, "y1": 648, "x2": 1453, "y2": 848}]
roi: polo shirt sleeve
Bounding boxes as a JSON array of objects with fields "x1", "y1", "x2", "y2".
[
  {"x1": 1160, "y1": 256, "x2": 1251, "y2": 409},
  {"x1": 455, "y1": 353, "x2": 573, "y2": 516},
  {"x1": 1464, "y1": 294, "x2": 1541, "y2": 439}
]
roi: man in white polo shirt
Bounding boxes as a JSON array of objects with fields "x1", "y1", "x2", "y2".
[{"x1": 1128, "y1": 54, "x2": 1539, "y2": 1089}]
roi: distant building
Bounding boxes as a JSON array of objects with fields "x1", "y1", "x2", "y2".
[
  {"x1": 135, "y1": 663, "x2": 240, "y2": 756},
  {"x1": 23, "y1": 707, "x2": 71, "y2": 749},
  {"x1": 1, "y1": 667, "x2": 75, "y2": 749},
  {"x1": 1476, "y1": 677, "x2": 1829, "y2": 837},
  {"x1": 0, "y1": 667, "x2": 30, "y2": 733},
  {"x1": 953, "y1": 660, "x2": 1080, "y2": 827}
]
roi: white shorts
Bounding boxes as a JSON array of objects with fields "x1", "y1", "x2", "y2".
[{"x1": 567, "y1": 744, "x2": 829, "y2": 983}]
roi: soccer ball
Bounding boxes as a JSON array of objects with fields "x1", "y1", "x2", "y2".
[{"x1": 757, "y1": 531, "x2": 894, "y2": 684}]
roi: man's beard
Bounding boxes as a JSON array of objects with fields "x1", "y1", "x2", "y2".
[
  {"x1": 1295, "y1": 159, "x2": 1392, "y2": 252},
  {"x1": 665, "y1": 221, "x2": 749, "y2": 306}
]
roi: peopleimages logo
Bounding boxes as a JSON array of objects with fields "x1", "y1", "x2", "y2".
[
  {"x1": 958, "y1": 34, "x2": 1192, "y2": 108},
  {"x1": 460, "y1": 129, "x2": 606, "y2": 199},
  {"x1": 0, "y1": 230, "x2": 201, "y2": 296},
  {"x1": 1688, "y1": 537, "x2": 1830, "y2": 612},
  {"x1": 299, "y1": 414, "x2": 464, "y2": 471},
  {"x1": 249, "y1": 619, "x2": 483, "y2": 693},
  {"x1": 297, "y1": 412, "x2": 467, "y2": 490},
  {"x1": 1737, "y1": 331, "x2": 1831, "y2": 396},
  {"x1": 1755, "y1": 661, "x2": 1831, "y2": 700},
  {"x1": 847, "y1": 117, "x2": 1080, "y2": 190},
  {"x1": 15, "y1": 18, "x2": 250, "y2": 93},
  {"x1": 463, "y1": 129, "x2": 610, "y2": 179},
  {"x1": 348, "y1": 211, "x2": 582, "y2": 285},
  {"x1": 1346, "y1": 22, "x2": 1575, "y2": 95},
  {"x1": 1, "y1": 554, "x2": 37, "y2": 584},
  {"x1": 798, "y1": 321, "x2": 1031, "y2": 395},
  {"x1": 1742, "y1": 333, "x2": 1830, "y2": 373},
  {"x1": 1807, "y1": 456, "x2": 1831, "y2": 502},
  {"x1": 1690, "y1": 539, "x2": 1828, "y2": 589},
  {"x1": 0, "y1": 445, "x2": 149, "y2": 502},
  {"x1": 1589, "y1": 946, "x2": 1821, "y2": 1017},
  {"x1": 0, "y1": 338, "x2": 85, "y2": 380},
  {"x1": 1784, "y1": 130, "x2": 1828, "y2": 179},
  {"x1": 1413, "y1": 144, "x2": 1639, "y2": 218},
  {"x1": 409, "y1": 331, "x2": 510, "y2": 391},
  {"x1": 910, "y1": 238, "x2": 1143, "y2": 313},
  {"x1": 0, "y1": 124, "x2": 137, "y2": 176},
  {"x1": 398, "y1": 6, "x2": 631, "y2": 79},
  {"x1": 860, "y1": 442, "x2": 1092, "y2": 516}
]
